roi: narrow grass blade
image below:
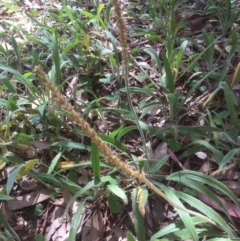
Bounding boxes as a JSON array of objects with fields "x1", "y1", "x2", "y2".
[
  {"x1": 131, "y1": 188, "x2": 146, "y2": 241},
  {"x1": 0, "y1": 210, "x2": 20, "y2": 241},
  {"x1": 231, "y1": 62, "x2": 240, "y2": 87},
  {"x1": 91, "y1": 143, "x2": 100, "y2": 178},
  {"x1": 143, "y1": 48, "x2": 162, "y2": 74},
  {"x1": 162, "y1": 52, "x2": 174, "y2": 93},
  {"x1": 168, "y1": 171, "x2": 240, "y2": 210},
  {"x1": 175, "y1": 40, "x2": 188, "y2": 71},
  {"x1": 48, "y1": 152, "x2": 62, "y2": 174},
  {"x1": 222, "y1": 82, "x2": 238, "y2": 140},
  {"x1": 52, "y1": 29, "x2": 61, "y2": 85},
  {"x1": 160, "y1": 185, "x2": 199, "y2": 241},
  {"x1": 173, "y1": 190, "x2": 234, "y2": 236},
  {"x1": 219, "y1": 149, "x2": 238, "y2": 170},
  {"x1": 6, "y1": 165, "x2": 23, "y2": 195},
  {"x1": 127, "y1": 232, "x2": 137, "y2": 241},
  {"x1": 69, "y1": 199, "x2": 86, "y2": 240}
]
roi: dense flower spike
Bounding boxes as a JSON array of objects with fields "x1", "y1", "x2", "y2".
[{"x1": 34, "y1": 66, "x2": 218, "y2": 229}]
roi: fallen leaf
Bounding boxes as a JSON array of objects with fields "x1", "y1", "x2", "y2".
[
  {"x1": 82, "y1": 210, "x2": 104, "y2": 241},
  {"x1": 7, "y1": 188, "x2": 52, "y2": 210}
]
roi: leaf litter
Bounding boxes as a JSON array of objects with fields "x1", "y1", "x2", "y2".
[{"x1": 1, "y1": 0, "x2": 240, "y2": 240}]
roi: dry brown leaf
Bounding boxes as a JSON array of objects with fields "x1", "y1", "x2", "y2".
[
  {"x1": 45, "y1": 199, "x2": 88, "y2": 241},
  {"x1": 153, "y1": 142, "x2": 167, "y2": 159},
  {"x1": 222, "y1": 181, "x2": 240, "y2": 194},
  {"x1": 106, "y1": 226, "x2": 128, "y2": 241},
  {"x1": 7, "y1": 188, "x2": 52, "y2": 210},
  {"x1": 199, "y1": 160, "x2": 212, "y2": 174},
  {"x1": 34, "y1": 140, "x2": 51, "y2": 150},
  {"x1": 0, "y1": 202, "x2": 13, "y2": 221},
  {"x1": 81, "y1": 210, "x2": 104, "y2": 241},
  {"x1": 45, "y1": 206, "x2": 67, "y2": 241}
]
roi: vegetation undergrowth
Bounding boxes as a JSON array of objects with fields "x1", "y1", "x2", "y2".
[{"x1": 0, "y1": 0, "x2": 240, "y2": 240}]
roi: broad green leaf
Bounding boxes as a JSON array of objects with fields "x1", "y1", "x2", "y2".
[
  {"x1": 98, "y1": 134, "x2": 132, "y2": 157},
  {"x1": 117, "y1": 126, "x2": 137, "y2": 140},
  {"x1": 108, "y1": 193, "x2": 124, "y2": 213},
  {"x1": 107, "y1": 184, "x2": 128, "y2": 204}
]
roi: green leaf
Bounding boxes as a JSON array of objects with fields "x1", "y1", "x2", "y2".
[
  {"x1": 0, "y1": 64, "x2": 39, "y2": 98},
  {"x1": 143, "y1": 48, "x2": 162, "y2": 74},
  {"x1": 91, "y1": 143, "x2": 100, "y2": 178},
  {"x1": 34, "y1": 203, "x2": 43, "y2": 216},
  {"x1": 69, "y1": 199, "x2": 86, "y2": 240},
  {"x1": 148, "y1": 155, "x2": 169, "y2": 174},
  {"x1": 151, "y1": 216, "x2": 204, "y2": 241},
  {"x1": 173, "y1": 190, "x2": 234, "y2": 236},
  {"x1": 162, "y1": 52, "x2": 174, "y2": 93},
  {"x1": 35, "y1": 234, "x2": 45, "y2": 241},
  {"x1": 222, "y1": 82, "x2": 238, "y2": 140},
  {"x1": 160, "y1": 185, "x2": 199, "y2": 241},
  {"x1": 132, "y1": 188, "x2": 146, "y2": 241},
  {"x1": 6, "y1": 165, "x2": 24, "y2": 195},
  {"x1": 48, "y1": 152, "x2": 62, "y2": 174},
  {"x1": 98, "y1": 134, "x2": 132, "y2": 157},
  {"x1": 191, "y1": 140, "x2": 223, "y2": 161},
  {"x1": 127, "y1": 232, "x2": 137, "y2": 241},
  {"x1": 108, "y1": 193, "x2": 124, "y2": 213},
  {"x1": 107, "y1": 184, "x2": 128, "y2": 204},
  {"x1": 52, "y1": 29, "x2": 61, "y2": 84},
  {"x1": 175, "y1": 40, "x2": 188, "y2": 71},
  {"x1": 167, "y1": 170, "x2": 240, "y2": 214},
  {"x1": 0, "y1": 194, "x2": 14, "y2": 200},
  {"x1": 219, "y1": 149, "x2": 238, "y2": 170},
  {"x1": 0, "y1": 210, "x2": 20, "y2": 241},
  {"x1": 51, "y1": 141, "x2": 91, "y2": 151},
  {"x1": 1, "y1": 78, "x2": 16, "y2": 93},
  {"x1": 167, "y1": 93, "x2": 177, "y2": 122}
]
